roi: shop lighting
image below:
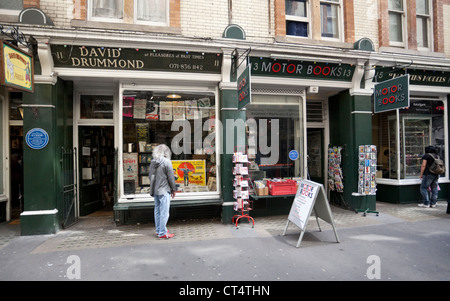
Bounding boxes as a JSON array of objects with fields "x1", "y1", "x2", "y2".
[
  {"x1": 270, "y1": 54, "x2": 342, "y2": 64},
  {"x1": 167, "y1": 94, "x2": 182, "y2": 99}
]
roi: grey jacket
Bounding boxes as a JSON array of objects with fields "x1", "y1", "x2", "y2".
[{"x1": 149, "y1": 157, "x2": 177, "y2": 196}]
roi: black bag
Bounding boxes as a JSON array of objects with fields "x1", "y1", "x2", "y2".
[{"x1": 428, "y1": 153, "x2": 445, "y2": 175}]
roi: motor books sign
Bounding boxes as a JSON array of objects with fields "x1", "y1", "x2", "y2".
[
  {"x1": 374, "y1": 74, "x2": 410, "y2": 113},
  {"x1": 283, "y1": 179, "x2": 339, "y2": 247}
]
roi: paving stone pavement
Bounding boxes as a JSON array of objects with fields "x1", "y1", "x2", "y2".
[{"x1": 1, "y1": 201, "x2": 449, "y2": 254}]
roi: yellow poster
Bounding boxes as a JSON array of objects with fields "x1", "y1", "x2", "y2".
[
  {"x1": 1, "y1": 41, "x2": 34, "y2": 92},
  {"x1": 172, "y1": 160, "x2": 206, "y2": 187}
]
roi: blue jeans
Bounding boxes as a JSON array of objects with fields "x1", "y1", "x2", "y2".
[
  {"x1": 420, "y1": 174, "x2": 439, "y2": 206},
  {"x1": 154, "y1": 192, "x2": 171, "y2": 237}
]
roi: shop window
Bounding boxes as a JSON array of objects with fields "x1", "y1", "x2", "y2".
[
  {"x1": 80, "y1": 95, "x2": 114, "y2": 119},
  {"x1": 373, "y1": 98, "x2": 446, "y2": 180},
  {"x1": 388, "y1": 0, "x2": 406, "y2": 46},
  {"x1": 285, "y1": 0, "x2": 309, "y2": 37},
  {"x1": 246, "y1": 95, "x2": 305, "y2": 180},
  {"x1": 320, "y1": 0, "x2": 341, "y2": 39},
  {"x1": 121, "y1": 90, "x2": 217, "y2": 196},
  {"x1": 416, "y1": 0, "x2": 432, "y2": 50}
]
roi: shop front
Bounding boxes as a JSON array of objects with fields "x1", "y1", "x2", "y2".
[
  {"x1": 13, "y1": 40, "x2": 226, "y2": 233},
  {"x1": 372, "y1": 68, "x2": 450, "y2": 203},
  {"x1": 220, "y1": 53, "x2": 377, "y2": 221}
]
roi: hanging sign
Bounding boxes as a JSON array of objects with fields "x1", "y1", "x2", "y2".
[
  {"x1": 374, "y1": 74, "x2": 409, "y2": 113},
  {"x1": 237, "y1": 64, "x2": 251, "y2": 110},
  {"x1": 0, "y1": 40, "x2": 34, "y2": 93},
  {"x1": 283, "y1": 179, "x2": 339, "y2": 248},
  {"x1": 25, "y1": 128, "x2": 49, "y2": 150}
]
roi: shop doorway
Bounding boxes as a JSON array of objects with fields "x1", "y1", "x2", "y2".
[
  {"x1": 307, "y1": 128, "x2": 325, "y2": 185},
  {"x1": 78, "y1": 126, "x2": 115, "y2": 216},
  {"x1": 10, "y1": 126, "x2": 24, "y2": 219}
]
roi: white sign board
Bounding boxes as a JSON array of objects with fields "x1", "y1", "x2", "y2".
[{"x1": 283, "y1": 179, "x2": 339, "y2": 247}]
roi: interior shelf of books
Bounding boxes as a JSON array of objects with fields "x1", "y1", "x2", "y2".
[
  {"x1": 121, "y1": 92, "x2": 217, "y2": 195},
  {"x1": 232, "y1": 152, "x2": 255, "y2": 228}
]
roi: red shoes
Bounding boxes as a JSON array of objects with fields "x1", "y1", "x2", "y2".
[{"x1": 158, "y1": 232, "x2": 174, "y2": 239}]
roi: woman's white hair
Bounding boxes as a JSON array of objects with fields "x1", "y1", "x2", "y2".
[{"x1": 152, "y1": 144, "x2": 172, "y2": 159}]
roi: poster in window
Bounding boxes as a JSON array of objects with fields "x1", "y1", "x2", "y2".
[
  {"x1": 197, "y1": 97, "x2": 211, "y2": 118},
  {"x1": 185, "y1": 100, "x2": 198, "y2": 120},
  {"x1": 173, "y1": 101, "x2": 185, "y2": 120},
  {"x1": 133, "y1": 98, "x2": 146, "y2": 119},
  {"x1": 123, "y1": 97, "x2": 134, "y2": 118},
  {"x1": 136, "y1": 123, "x2": 149, "y2": 141},
  {"x1": 146, "y1": 100, "x2": 159, "y2": 120},
  {"x1": 123, "y1": 153, "x2": 138, "y2": 190},
  {"x1": 172, "y1": 160, "x2": 206, "y2": 188},
  {"x1": 159, "y1": 101, "x2": 173, "y2": 120}
]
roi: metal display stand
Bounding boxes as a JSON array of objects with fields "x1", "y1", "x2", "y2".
[
  {"x1": 354, "y1": 145, "x2": 379, "y2": 216},
  {"x1": 231, "y1": 152, "x2": 254, "y2": 228}
]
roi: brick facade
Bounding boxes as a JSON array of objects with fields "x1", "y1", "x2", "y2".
[{"x1": 4, "y1": 0, "x2": 450, "y2": 57}]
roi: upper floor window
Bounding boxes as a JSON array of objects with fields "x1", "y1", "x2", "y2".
[
  {"x1": 90, "y1": 0, "x2": 124, "y2": 22},
  {"x1": 416, "y1": 0, "x2": 432, "y2": 50},
  {"x1": 88, "y1": 0, "x2": 169, "y2": 26},
  {"x1": 135, "y1": 0, "x2": 168, "y2": 26},
  {"x1": 0, "y1": 0, "x2": 23, "y2": 11},
  {"x1": 285, "y1": 0, "x2": 309, "y2": 37},
  {"x1": 388, "y1": 0, "x2": 406, "y2": 46},
  {"x1": 320, "y1": 0, "x2": 341, "y2": 39}
]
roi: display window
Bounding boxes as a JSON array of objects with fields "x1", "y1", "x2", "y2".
[
  {"x1": 373, "y1": 98, "x2": 446, "y2": 180},
  {"x1": 121, "y1": 90, "x2": 217, "y2": 196},
  {"x1": 245, "y1": 94, "x2": 305, "y2": 181}
]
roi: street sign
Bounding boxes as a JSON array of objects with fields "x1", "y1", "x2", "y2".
[
  {"x1": 283, "y1": 179, "x2": 339, "y2": 247},
  {"x1": 374, "y1": 74, "x2": 410, "y2": 113},
  {"x1": 237, "y1": 64, "x2": 251, "y2": 110}
]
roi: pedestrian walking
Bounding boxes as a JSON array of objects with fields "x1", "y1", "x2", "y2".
[
  {"x1": 149, "y1": 144, "x2": 177, "y2": 238},
  {"x1": 419, "y1": 146, "x2": 440, "y2": 208}
]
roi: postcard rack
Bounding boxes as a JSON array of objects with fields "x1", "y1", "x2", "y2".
[{"x1": 231, "y1": 152, "x2": 254, "y2": 228}]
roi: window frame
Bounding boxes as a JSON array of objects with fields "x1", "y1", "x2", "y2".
[
  {"x1": 118, "y1": 86, "x2": 221, "y2": 202},
  {"x1": 388, "y1": 0, "x2": 407, "y2": 47},
  {"x1": 134, "y1": 0, "x2": 170, "y2": 27},
  {"x1": 416, "y1": 0, "x2": 433, "y2": 51},
  {"x1": 285, "y1": 0, "x2": 311, "y2": 38},
  {"x1": 373, "y1": 96, "x2": 448, "y2": 185},
  {"x1": 88, "y1": 0, "x2": 124, "y2": 23},
  {"x1": 319, "y1": 0, "x2": 343, "y2": 41}
]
